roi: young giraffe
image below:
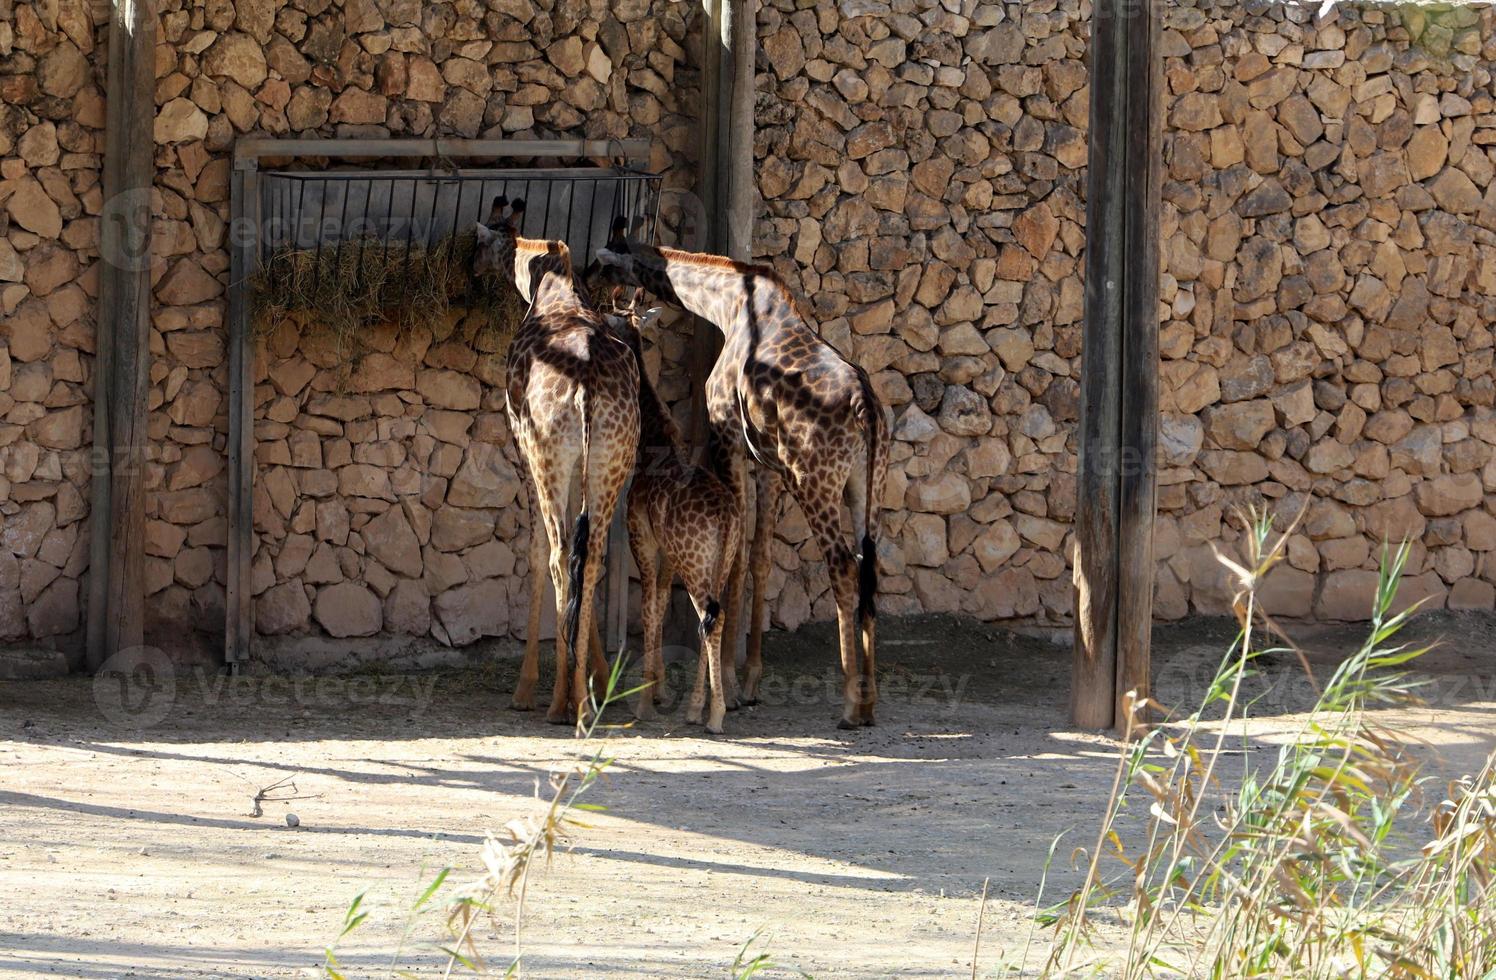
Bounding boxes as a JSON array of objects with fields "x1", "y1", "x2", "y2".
[
  {"x1": 473, "y1": 198, "x2": 640, "y2": 725},
  {"x1": 588, "y1": 226, "x2": 889, "y2": 729},
  {"x1": 602, "y1": 299, "x2": 743, "y2": 734}
]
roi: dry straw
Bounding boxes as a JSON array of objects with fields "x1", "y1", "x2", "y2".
[{"x1": 251, "y1": 232, "x2": 529, "y2": 366}]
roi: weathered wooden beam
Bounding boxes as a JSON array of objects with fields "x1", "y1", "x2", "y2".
[
  {"x1": 725, "y1": 0, "x2": 756, "y2": 262},
  {"x1": 1073, "y1": 0, "x2": 1160, "y2": 732},
  {"x1": 224, "y1": 160, "x2": 258, "y2": 670},
  {"x1": 1115, "y1": 0, "x2": 1162, "y2": 733},
  {"x1": 87, "y1": 0, "x2": 157, "y2": 671}
]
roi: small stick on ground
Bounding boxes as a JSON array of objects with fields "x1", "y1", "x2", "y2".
[{"x1": 248, "y1": 774, "x2": 322, "y2": 818}]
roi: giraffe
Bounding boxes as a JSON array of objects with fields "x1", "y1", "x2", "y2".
[
  {"x1": 473, "y1": 198, "x2": 640, "y2": 726},
  {"x1": 601, "y1": 298, "x2": 743, "y2": 734},
  {"x1": 586, "y1": 224, "x2": 889, "y2": 729}
]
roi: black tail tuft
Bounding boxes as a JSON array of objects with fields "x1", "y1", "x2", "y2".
[
  {"x1": 564, "y1": 509, "x2": 590, "y2": 652},
  {"x1": 700, "y1": 598, "x2": 722, "y2": 638},
  {"x1": 858, "y1": 533, "x2": 878, "y2": 623}
]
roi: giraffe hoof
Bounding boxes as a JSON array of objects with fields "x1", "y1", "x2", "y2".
[
  {"x1": 837, "y1": 717, "x2": 860, "y2": 731},
  {"x1": 739, "y1": 697, "x2": 760, "y2": 708},
  {"x1": 545, "y1": 707, "x2": 572, "y2": 726},
  {"x1": 511, "y1": 696, "x2": 535, "y2": 712},
  {"x1": 706, "y1": 723, "x2": 725, "y2": 736},
  {"x1": 861, "y1": 713, "x2": 877, "y2": 727}
]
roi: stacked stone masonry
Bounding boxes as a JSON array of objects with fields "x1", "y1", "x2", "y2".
[
  {"x1": 1, "y1": 0, "x2": 1494, "y2": 658},
  {"x1": 753, "y1": 0, "x2": 1496, "y2": 632}
]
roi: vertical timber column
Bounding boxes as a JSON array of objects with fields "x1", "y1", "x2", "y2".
[
  {"x1": 87, "y1": 0, "x2": 157, "y2": 671},
  {"x1": 1072, "y1": 0, "x2": 1160, "y2": 732},
  {"x1": 725, "y1": 0, "x2": 756, "y2": 261},
  {"x1": 224, "y1": 158, "x2": 259, "y2": 669}
]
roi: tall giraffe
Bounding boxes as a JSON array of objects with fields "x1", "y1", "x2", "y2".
[
  {"x1": 587, "y1": 227, "x2": 889, "y2": 728},
  {"x1": 602, "y1": 300, "x2": 742, "y2": 733},
  {"x1": 473, "y1": 198, "x2": 640, "y2": 725}
]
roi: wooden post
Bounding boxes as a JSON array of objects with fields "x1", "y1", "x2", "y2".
[
  {"x1": 87, "y1": 0, "x2": 157, "y2": 671},
  {"x1": 725, "y1": 0, "x2": 756, "y2": 262},
  {"x1": 224, "y1": 158, "x2": 258, "y2": 670},
  {"x1": 1072, "y1": 0, "x2": 1160, "y2": 732}
]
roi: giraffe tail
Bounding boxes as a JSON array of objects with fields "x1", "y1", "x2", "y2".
[
  {"x1": 854, "y1": 367, "x2": 881, "y2": 626},
  {"x1": 700, "y1": 598, "x2": 722, "y2": 638},
  {"x1": 564, "y1": 508, "x2": 589, "y2": 655},
  {"x1": 564, "y1": 386, "x2": 593, "y2": 656}
]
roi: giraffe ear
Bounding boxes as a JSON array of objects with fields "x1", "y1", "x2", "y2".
[
  {"x1": 474, "y1": 222, "x2": 496, "y2": 246},
  {"x1": 488, "y1": 195, "x2": 507, "y2": 225}
]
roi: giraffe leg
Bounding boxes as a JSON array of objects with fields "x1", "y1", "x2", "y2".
[
  {"x1": 796, "y1": 484, "x2": 862, "y2": 730},
  {"x1": 743, "y1": 469, "x2": 779, "y2": 705},
  {"x1": 714, "y1": 445, "x2": 750, "y2": 709},
  {"x1": 513, "y1": 483, "x2": 546, "y2": 711},
  {"x1": 846, "y1": 470, "x2": 879, "y2": 727},
  {"x1": 719, "y1": 549, "x2": 744, "y2": 710},
  {"x1": 692, "y1": 593, "x2": 727, "y2": 735},
  {"x1": 573, "y1": 456, "x2": 632, "y2": 728},
  {"x1": 859, "y1": 613, "x2": 877, "y2": 727},
  {"x1": 524, "y1": 457, "x2": 574, "y2": 725},
  {"x1": 587, "y1": 604, "x2": 610, "y2": 707},
  {"x1": 545, "y1": 544, "x2": 573, "y2": 726},
  {"x1": 650, "y1": 558, "x2": 673, "y2": 706},
  {"x1": 628, "y1": 506, "x2": 660, "y2": 721}
]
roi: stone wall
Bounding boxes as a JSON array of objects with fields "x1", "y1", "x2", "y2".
[
  {"x1": 0, "y1": 0, "x2": 103, "y2": 654},
  {"x1": 1152, "y1": 0, "x2": 1496, "y2": 622},
  {"x1": 752, "y1": 0, "x2": 1090, "y2": 629},
  {"x1": 223, "y1": 0, "x2": 704, "y2": 654},
  {"x1": 750, "y1": 0, "x2": 1496, "y2": 631},
  {"x1": 4, "y1": 0, "x2": 1496, "y2": 663}
]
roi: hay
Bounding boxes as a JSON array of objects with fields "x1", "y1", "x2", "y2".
[{"x1": 250, "y1": 231, "x2": 528, "y2": 364}]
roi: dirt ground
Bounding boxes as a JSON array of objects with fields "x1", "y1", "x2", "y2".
[{"x1": 3, "y1": 611, "x2": 1496, "y2": 979}]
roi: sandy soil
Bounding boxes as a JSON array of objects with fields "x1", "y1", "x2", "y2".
[{"x1": 2, "y1": 612, "x2": 1494, "y2": 979}]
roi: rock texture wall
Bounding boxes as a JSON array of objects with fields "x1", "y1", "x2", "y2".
[
  {"x1": 222, "y1": 0, "x2": 703, "y2": 653},
  {"x1": 1152, "y1": 0, "x2": 1496, "y2": 622},
  {"x1": 753, "y1": 0, "x2": 1091, "y2": 630},
  {"x1": 4, "y1": 0, "x2": 1496, "y2": 661},
  {"x1": 0, "y1": 1, "x2": 103, "y2": 652},
  {"x1": 751, "y1": 0, "x2": 1496, "y2": 631}
]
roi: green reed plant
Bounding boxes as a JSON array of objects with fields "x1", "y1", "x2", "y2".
[{"x1": 1042, "y1": 507, "x2": 1496, "y2": 978}]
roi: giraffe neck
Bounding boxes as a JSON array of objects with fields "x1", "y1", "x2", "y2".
[
  {"x1": 636, "y1": 369, "x2": 682, "y2": 459},
  {"x1": 645, "y1": 248, "x2": 786, "y2": 338},
  {"x1": 530, "y1": 268, "x2": 587, "y2": 313},
  {"x1": 512, "y1": 240, "x2": 581, "y2": 309}
]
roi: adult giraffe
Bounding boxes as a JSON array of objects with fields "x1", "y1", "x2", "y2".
[
  {"x1": 587, "y1": 224, "x2": 888, "y2": 728},
  {"x1": 473, "y1": 198, "x2": 639, "y2": 725}
]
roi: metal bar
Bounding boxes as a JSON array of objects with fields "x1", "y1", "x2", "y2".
[{"x1": 235, "y1": 138, "x2": 651, "y2": 164}]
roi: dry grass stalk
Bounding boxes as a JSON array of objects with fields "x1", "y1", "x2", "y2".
[{"x1": 1036, "y1": 508, "x2": 1496, "y2": 979}]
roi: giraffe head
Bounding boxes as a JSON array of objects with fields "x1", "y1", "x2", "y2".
[
  {"x1": 600, "y1": 288, "x2": 663, "y2": 358},
  {"x1": 583, "y1": 216, "x2": 680, "y2": 306},
  {"x1": 473, "y1": 196, "x2": 573, "y2": 304}
]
